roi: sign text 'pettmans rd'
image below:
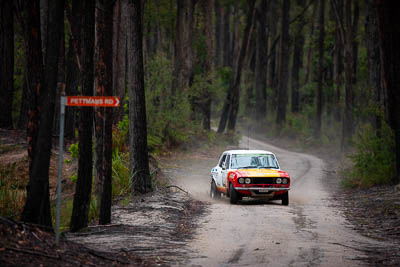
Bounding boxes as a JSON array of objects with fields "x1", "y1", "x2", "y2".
[{"x1": 66, "y1": 96, "x2": 120, "y2": 107}]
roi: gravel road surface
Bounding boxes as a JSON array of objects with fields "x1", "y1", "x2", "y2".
[{"x1": 169, "y1": 136, "x2": 386, "y2": 267}]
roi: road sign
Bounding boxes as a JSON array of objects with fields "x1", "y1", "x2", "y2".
[
  {"x1": 56, "y1": 95, "x2": 120, "y2": 245},
  {"x1": 66, "y1": 96, "x2": 120, "y2": 107}
]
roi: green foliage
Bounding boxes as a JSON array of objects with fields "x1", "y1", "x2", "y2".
[
  {"x1": 342, "y1": 123, "x2": 395, "y2": 188},
  {"x1": 111, "y1": 151, "x2": 131, "y2": 197},
  {"x1": 88, "y1": 195, "x2": 100, "y2": 224},
  {"x1": 51, "y1": 199, "x2": 73, "y2": 232},
  {"x1": 68, "y1": 142, "x2": 79, "y2": 159},
  {"x1": 0, "y1": 163, "x2": 26, "y2": 220},
  {"x1": 145, "y1": 54, "x2": 194, "y2": 147},
  {"x1": 69, "y1": 174, "x2": 77, "y2": 183}
]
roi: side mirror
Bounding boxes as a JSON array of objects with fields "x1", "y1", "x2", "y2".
[{"x1": 222, "y1": 162, "x2": 226, "y2": 170}]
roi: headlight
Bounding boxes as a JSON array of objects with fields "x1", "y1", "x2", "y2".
[
  {"x1": 245, "y1": 178, "x2": 251, "y2": 184},
  {"x1": 238, "y1": 178, "x2": 244, "y2": 184},
  {"x1": 282, "y1": 178, "x2": 288, "y2": 184},
  {"x1": 276, "y1": 178, "x2": 282, "y2": 184}
]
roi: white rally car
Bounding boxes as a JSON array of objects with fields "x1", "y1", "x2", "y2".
[{"x1": 210, "y1": 150, "x2": 291, "y2": 205}]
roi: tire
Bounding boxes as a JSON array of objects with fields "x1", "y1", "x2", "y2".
[
  {"x1": 210, "y1": 180, "x2": 220, "y2": 199},
  {"x1": 229, "y1": 184, "x2": 240, "y2": 204},
  {"x1": 281, "y1": 192, "x2": 289, "y2": 206}
]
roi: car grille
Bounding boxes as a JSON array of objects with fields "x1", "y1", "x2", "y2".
[{"x1": 249, "y1": 177, "x2": 277, "y2": 184}]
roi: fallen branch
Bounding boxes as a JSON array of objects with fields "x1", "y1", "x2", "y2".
[
  {"x1": 165, "y1": 185, "x2": 189, "y2": 194},
  {"x1": 88, "y1": 250, "x2": 130, "y2": 264},
  {"x1": 6, "y1": 246, "x2": 60, "y2": 259}
]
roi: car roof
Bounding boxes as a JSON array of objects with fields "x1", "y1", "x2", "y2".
[{"x1": 223, "y1": 149, "x2": 275, "y2": 155}]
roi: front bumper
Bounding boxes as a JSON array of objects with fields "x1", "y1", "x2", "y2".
[
  {"x1": 234, "y1": 187, "x2": 290, "y2": 191},
  {"x1": 234, "y1": 187, "x2": 290, "y2": 198}
]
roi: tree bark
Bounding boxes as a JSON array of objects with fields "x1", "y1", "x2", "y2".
[
  {"x1": 304, "y1": 1, "x2": 318, "y2": 84},
  {"x1": 341, "y1": 0, "x2": 355, "y2": 148},
  {"x1": 65, "y1": 36, "x2": 79, "y2": 139},
  {"x1": 222, "y1": 5, "x2": 231, "y2": 67},
  {"x1": 0, "y1": 0, "x2": 14, "y2": 129},
  {"x1": 99, "y1": 0, "x2": 114, "y2": 225},
  {"x1": 201, "y1": 0, "x2": 213, "y2": 131},
  {"x1": 315, "y1": 0, "x2": 325, "y2": 138},
  {"x1": 70, "y1": 0, "x2": 95, "y2": 232},
  {"x1": 40, "y1": 0, "x2": 48, "y2": 63},
  {"x1": 376, "y1": 0, "x2": 400, "y2": 184},
  {"x1": 94, "y1": 0, "x2": 106, "y2": 199},
  {"x1": 128, "y1": 0, "x2": 152, "y2": 194},
  {"x1": 21, "y1": 0, "x2": 65, "y2": 227},
  {"x1": 113, "y1": 0, "x2": 128, "y2": 123},
  {"x1": 366, "y1": 0, "x2": 382, "y2": 134},
  {"x1": 172, "y1": 0, "x2": 196, "y2": 95},
  {"x1": 275, "y1": 0, "x2": 290, "y2": 126},
  {"x1": 290, "y1": 0, "x2": 305, "y2": 114},
  {"x1": 267, "y1": 0, "x2": 278, "y2": 104},
  {"x1": 226, "y1": 0, "x2": 256, "y2": 131},
  {"x1": 64, "y1": 0, "x2": 83, "y2": 139},
  {"x1": 214, "y1": 0, "x2": 222, "y2": 68},
  {"x1": 332, "y1": 0, "x2": 343, "y2": 122},
  {"x1": 254, "y1": 0, "x2": 269, "y2": 120}
]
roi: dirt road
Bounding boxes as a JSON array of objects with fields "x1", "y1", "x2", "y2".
[{"x1": 169, "y1": 136, "x2": 385, "y2": 267}]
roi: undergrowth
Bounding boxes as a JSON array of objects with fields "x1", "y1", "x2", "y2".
[
  {"x1": 0, "y1": 162, "x2": 27, "y2": 220},
  {"x1": 341, "y1": 123, "x2": 395, "y2": 188}
]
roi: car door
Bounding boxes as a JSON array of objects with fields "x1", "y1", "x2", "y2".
[
  {"x1": 214, "y1": 153, "x2": 227, "y2": 187},
  {"x1": 221, "y1": 154, "x2": 230, "y2": 188}
]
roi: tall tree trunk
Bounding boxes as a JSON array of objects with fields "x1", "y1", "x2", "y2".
[
  {"x1": 376, "y1": 0, "x2": 400, "y2": 184},
  {"x1": 65, "y1": 36, "x2": 79, "y2": 139},
  {"x1": 21, "y1": 0, "x2": 65, "y2": 227},
  {"x1": 222, "y1": 5, "x2": 231, "y2": 67},
  {"x1": 113, "y1": 0, "x2": 128, "y2": 123},
  {"x1": 19, "y1": 0, "x2": 44, "y2": 222},
  {"x1": 254, "y1": 0, "x2": 269, "y2": 120},
  {"x1": 172, "y1": 0, "x2": 196, "y2": 95},
  {"x1": 40, "y1": 0, "x2": 48, "y2": 63},
  {"x1": 341, "y1": 0, "x2": 355, "y2": 148},
  {"x1": 128, "y1": 0, "x2": 152, "y2": 194},
  {"x1": 227, "y1": 0, "x2": 256, "y2": 131},
  {"x1": 52, "y1": 14, "x2": 66, "y2": 135},
  {"x1": 290, "y1": 0, "x2": 305, "y2": 114},
  {"x1": 201, "y1": 0, "x2": 213, "y2": 131},
  {"x1": 99, "y1": 0, "x2": 114, "y2": 225},
  {"x1": 352, "y1": 0, "x2": 359, "y2": 85},
  {"x1": 275, "y1": 0, "x2": 290, "y2": 126},
  {"x1": 70, "y1": 0, "x2": 95, "y2": 232},
  {"x1": 0, "y1": 0, "x2": 14, "y2": 129},
  {"x1": 315, "y1": 0, "x2": 325, "y2": 138},
  {"x1": 218, "y1": 0, "x2": 249, "y2": 133},
  {"x1": 214, "y1": 0, "x2": 222, "y2": 68},
  {"x1": 304, "y1": 1, "x2": 318, "y2": 84},
  {"x1": 267, "y1": 0, "x2": 278, "y2": 107},
  {"x1": 332, "y1": 0, "x2": 343, "y2": 122},
  {"x1": 64, "y1": 0, "x2": 83, "y2": 139},
  {"x1": 94, "y1": 0, "x2": 106, "y2": 199},
  {"x1": 366, "y1": 0, "x2": 381, "y2": 134}
]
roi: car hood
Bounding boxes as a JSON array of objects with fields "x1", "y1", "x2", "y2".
[{"x1": 234, "y1": 169, "x2": 288, "y2": 177}]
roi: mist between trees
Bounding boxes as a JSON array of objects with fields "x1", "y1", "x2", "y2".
[{"x1": 0, "y1": 0, "x2": 399, "y2": 230}]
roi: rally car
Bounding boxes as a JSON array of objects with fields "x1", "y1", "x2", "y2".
[{"x1": 210, "y1": 150, "x2": 291, "y2": 205}]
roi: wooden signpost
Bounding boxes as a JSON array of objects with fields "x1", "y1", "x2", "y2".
[{"x1": 56, "y1": 96, "x2": 120, "y2": 245}]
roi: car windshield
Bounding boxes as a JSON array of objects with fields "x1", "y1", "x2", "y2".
[{"x1": 230, "y1": 154, "x2": 279, "y2": 169}]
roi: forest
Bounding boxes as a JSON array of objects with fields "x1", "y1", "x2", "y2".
[{"x1": 0, "y1": 0, "x2": 399, "y2": 234}]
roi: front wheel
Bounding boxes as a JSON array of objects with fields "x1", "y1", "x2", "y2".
[
  {"x1": 229, "y1": 184, "x2": 240, "y2": 204},
  {"x1": 210, "y1": 180, "x2": 220, "y2": 199},
  {"x1": 281, "y1": 192, "x2": 289, "y2": 206}
]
